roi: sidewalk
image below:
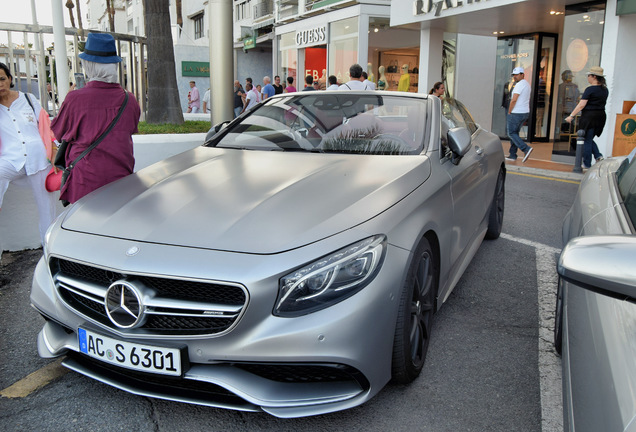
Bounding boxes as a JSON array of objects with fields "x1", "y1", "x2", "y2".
[{"x1": 501, "y1": 140, "x2": 584, "y2": 182}]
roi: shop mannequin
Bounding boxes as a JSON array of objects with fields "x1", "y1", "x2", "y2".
[
  {"x1": 377, "y1": 66, "x2": 387, "y2": 90},
  {"x1": 367, "y1": 63, "x2": 375, "y2": 83},
  {"x1": 318, "y1": 69, "x2": 327, "y2": 90},
  {"x1": 397, "y1": 64, "x2": 410, "y2": 92}
]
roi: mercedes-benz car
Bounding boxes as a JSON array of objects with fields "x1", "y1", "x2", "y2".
[
  {"x1": 31, "y1": 92, "x2": 505, "y2": 418},
  {"x1": 555, "y1": 153, "x2": 636, "y2": 431}
]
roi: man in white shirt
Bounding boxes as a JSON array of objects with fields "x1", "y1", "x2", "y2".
[
  {"x1": 240, "y1": 83, "x2": 260, "y2": 114},
  {"x1": 338, "y1": 64, "x2": 372, "y2": 90},
  {"x1": 201, "y1": 88, "x2": 210, "y2": 113},
  {"x1": 362, "y1": 71, "x2": 376, "y2": 90},
  {"x1": 326, "y1": 75, "x2": 339, "y2": 91},
  {"x1": 506, "y1": 67, "x2": 533, "y2": 162}
]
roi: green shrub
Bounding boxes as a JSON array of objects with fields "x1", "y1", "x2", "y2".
[{"x1": 137, "y1": 121, "x2": 212, "y2": 135}]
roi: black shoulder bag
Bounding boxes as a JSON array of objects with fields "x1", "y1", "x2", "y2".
[{"x1": 55, "y1": 91, "x2": 129, "y2": 193}]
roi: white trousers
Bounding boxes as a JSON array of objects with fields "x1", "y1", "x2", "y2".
[{"x1": 0, "y1": 159, "x2": 57, "y2": 246}]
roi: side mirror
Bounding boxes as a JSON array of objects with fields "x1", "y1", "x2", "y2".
[
  {"x1": 205, "y1": 121, "x2": 231, "y2": 142},
  {"x1": 447, "y1": 127, "x2": 471, "y2": 156},
  {"x1": 447, "y1": 127, "x2": 471, "y2": 164},
  {"x1": 558, "y1": 235, "x2": 636, "y2": 300}
]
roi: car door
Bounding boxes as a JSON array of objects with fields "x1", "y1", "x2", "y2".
[{"x1": 440, "y1": 100, "x2": 491, "y2": 267}]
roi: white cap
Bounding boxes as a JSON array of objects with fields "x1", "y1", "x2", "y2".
[{"x1": 511, "y1": 67, "x2": 524, "y2": 75}]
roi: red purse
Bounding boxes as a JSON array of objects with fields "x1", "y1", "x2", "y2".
[{"x1": 45, "y1": 167, "x2": 62, "y2": 192}]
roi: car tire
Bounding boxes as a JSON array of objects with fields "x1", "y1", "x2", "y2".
[
  {"x1": 391, "y1": 237, "x2": 438, "y2": 384},
  {"x1": 485, "y1": 168, "x2": 505, "y2": 240},
  {"x1": 554, "y1": 277, "x2": 564, "y2": 355}
]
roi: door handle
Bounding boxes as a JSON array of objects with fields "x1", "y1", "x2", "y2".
[{"x1": 475, "y1": 146, "x2": 484, "y2": 155}]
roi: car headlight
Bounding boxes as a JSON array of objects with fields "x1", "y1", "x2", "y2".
[
  {"x1": 43, "y1": 210, "x2": 69, "y2": 259},
  {"x1": 275, "y1": 235, "x2": 386, "y2": 317}
]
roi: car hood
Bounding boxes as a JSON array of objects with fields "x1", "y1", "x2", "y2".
[{"x1": 61, "y1": 147, "x2": 431, "y2": 253}]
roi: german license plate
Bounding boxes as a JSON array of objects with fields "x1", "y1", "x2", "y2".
[{"x1": 78, "y1": 328, "x2": 182, "y2": 376}]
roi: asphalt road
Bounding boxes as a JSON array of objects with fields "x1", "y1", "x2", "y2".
[{"x1": 0, "y1": 168, "x2": 580, "y2": 431}]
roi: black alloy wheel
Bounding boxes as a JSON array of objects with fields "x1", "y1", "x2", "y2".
[{"x1": 392, "y1": 237, "x2": 437, "y2": 384}]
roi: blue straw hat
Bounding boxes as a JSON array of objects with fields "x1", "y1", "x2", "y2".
[{"x1": 79, "y1": 33, "x2": 122, "y2": 64}]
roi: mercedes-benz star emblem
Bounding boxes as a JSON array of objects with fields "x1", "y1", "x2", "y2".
[
  {"x1": 126, "y1": 246, "x2": 140, "y2": 256},
  {"x1": 105, "y1": 281, "x2": 144, "y2": 328}
]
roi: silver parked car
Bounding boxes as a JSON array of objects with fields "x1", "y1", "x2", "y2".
[
  {"x1": 31, "y1": 92, "x2": 505, "y2": 417},
  {"x1": 555, "y1": 154, "x2": 636, "y2": 431}
]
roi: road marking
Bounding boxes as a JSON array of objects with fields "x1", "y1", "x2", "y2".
[
  {"x1": 0, "y1": 358, "x2": 68, "y2": 398},
  {"x1": 501, "y1": 233, "x2": 563, "y2": 432},
  {"x1": 508, "y1": 171, "x2": 581, "y2": 185}
]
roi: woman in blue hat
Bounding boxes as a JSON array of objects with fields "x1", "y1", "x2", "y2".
[{"x1": 52, "y1": 33, "x2": 140, "y2": 205}]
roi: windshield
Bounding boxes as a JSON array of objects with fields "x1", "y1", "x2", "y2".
[{"x1": 209, "y1": 93, "x2": 430, "y2": 155}]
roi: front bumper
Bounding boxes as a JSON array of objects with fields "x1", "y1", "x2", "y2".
[{"x1": 30, "y1": 231, "x2": 409, "y2": 417}]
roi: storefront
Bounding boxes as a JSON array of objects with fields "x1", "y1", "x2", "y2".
[
  {"x1": 390, "y1": 0, "x2": 636, "y2": 163},
  {"x1": 490, "y1": 33, "x2": 558, "y2": 142},
  {"x1": 274, "y1": 6, "x2": 421, "y2": 91}
]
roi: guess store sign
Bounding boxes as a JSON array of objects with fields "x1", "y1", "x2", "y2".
[{"x1": 296, "y1": 26, "x2": 327, "y2": 49}]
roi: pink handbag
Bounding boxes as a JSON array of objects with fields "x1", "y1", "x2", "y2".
[{"x1": 45, "y1": 167, "x2": 62, "y2": 192}]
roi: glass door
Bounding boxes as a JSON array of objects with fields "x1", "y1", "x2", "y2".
[
  {"x1": 531, "y1": 35, "x2": 557, "y2": 142},
  {"x1": 491, "y1": 36, "x2": 535, "y2": 140}
]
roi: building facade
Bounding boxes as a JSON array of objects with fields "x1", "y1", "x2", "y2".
[{"x1": 390, "y1": 0, "x2": 636, "y2": 162}]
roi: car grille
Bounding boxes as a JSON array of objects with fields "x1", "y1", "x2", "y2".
[
  {"x1": 235, "y1": 363, "x2": 369, "y2": 386},
  {"x1": 49, "y1": 257, "x2": 248, "y2": 336}
]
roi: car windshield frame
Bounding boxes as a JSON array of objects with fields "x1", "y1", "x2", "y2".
[{"x1": 206, "y1": 93, "x2": 431, "y2": 156}]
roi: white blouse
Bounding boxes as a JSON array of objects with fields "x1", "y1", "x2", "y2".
[{"x1": 0, "y1": 92, "x2": 49, "y2": 175}]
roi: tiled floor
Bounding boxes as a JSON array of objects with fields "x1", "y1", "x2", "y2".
[{"x1": 501, "y1": 140, "x2": 575, "y2": 173}]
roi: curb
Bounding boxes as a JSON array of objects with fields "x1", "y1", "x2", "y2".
[{"x1": 505, "y1": 164, "x2": 584, "y2": 182}]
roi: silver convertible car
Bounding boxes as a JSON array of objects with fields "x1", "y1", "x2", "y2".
[
  {"x1": 555, "y1": 153, "x2": 636, "y2": 431},
  {"x1": 31, "y1": 92, "x2": 505, "y2": 417}
]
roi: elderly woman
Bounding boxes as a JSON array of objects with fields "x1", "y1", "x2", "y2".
[
  {"x1": 52, "y1": 33, "x2": 140, "y2": 205},
  {"x1": 0, "y1": 62, "x2": 57, "y2": 245}
]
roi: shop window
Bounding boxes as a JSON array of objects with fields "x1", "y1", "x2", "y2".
[
  {"x1": 278, "y1": 32, "x2": 297, "y2": 88},
  {"x1": 193, "y1": 13, "x2": 204, "y2": 39},
  {"x1": 329, "y1": 17, "x2": 358, "y2": 84},
  {"x1": 368, "y1": 17, "x2": 420, "y2": 92},
  {"x1": 553, "y1": 5, "x2": 605, "y2": 154},
  {"x1": 377, "y1": 50, "x2": 419, "y2": 92}
]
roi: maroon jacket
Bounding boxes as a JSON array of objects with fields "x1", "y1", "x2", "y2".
[{"x1": 51, "y1": 81, "x2": 140, "y2": 204}]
